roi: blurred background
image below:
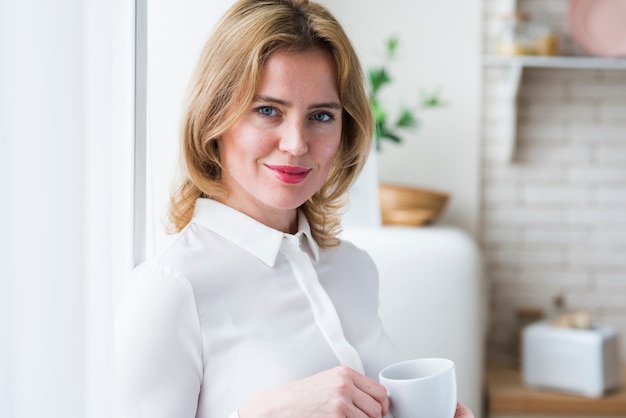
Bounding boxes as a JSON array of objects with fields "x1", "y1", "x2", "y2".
[{"x1": 2, "y1": 0, "x2": 625, "y2": 417}]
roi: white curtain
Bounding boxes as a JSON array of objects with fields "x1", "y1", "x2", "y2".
[{"x1": 0, "y1": 0, "x2": 136, "y2": 417}]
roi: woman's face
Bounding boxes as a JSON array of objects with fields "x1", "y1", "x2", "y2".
[{"x1": 218, "y1": 48, "x2": 342, "y2": 233}]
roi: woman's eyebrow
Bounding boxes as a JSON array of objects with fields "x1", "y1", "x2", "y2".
[
  {"x1": 253, "y1": 95, "x2": 341, "y2": 110},
  {"x1": 253, "y1": 95, "x2": 290, "y2": 106}
]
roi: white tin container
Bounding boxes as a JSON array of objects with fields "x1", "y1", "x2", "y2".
[{"x1": 522, "y1": 321, "x2": 621, "y2": 397}]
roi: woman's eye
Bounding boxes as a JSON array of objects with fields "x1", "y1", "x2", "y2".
[
  {"x1": 312, "y1": 112, "x2": 333, "y2": 122},
  {"x1": 256, "y1": 106, "x2": 277, "y2": 117}
]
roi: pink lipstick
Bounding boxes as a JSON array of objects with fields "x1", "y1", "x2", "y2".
[{"x1": 266, "y1": 165, "x2": 311, "y2": 184}]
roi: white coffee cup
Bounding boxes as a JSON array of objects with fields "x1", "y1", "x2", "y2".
[{"x1": 379, "y1": 357, "x2": 457, "y2": 418}]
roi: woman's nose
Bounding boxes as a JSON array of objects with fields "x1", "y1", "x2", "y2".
[{"x1": 278, "y1": 120, "x2": 308, "y2": 156}]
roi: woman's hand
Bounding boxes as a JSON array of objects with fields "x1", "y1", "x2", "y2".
[
  {"x1": 238, "y1": 365, "x2": 389, "y2": 418},
  {"x1": 455, "y1": 402, "x2": 474, "y2": 418}
]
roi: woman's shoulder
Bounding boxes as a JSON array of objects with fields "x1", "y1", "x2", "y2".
[
  {"x1": 335, "y1": 236, "x2": 376, "y2": 261},
  {"x1": 320, "y1": 237, "x2": 379, "y2": 278},
  {"x1": 125, "y1": 259, "x2": 196, "y2": 304},
  {"x1": 137, "y1": 222, "x2": 230, "y2": 282}
]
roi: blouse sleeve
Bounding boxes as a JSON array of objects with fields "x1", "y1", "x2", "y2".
[{"x1": 114, "y1": 263, "x2": 203, "y2": 418}]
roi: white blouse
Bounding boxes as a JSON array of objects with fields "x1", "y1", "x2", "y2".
[{"x1": 115, "y1": 198, "x2": 400, "y2": 418}]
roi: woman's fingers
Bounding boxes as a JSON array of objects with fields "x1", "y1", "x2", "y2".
[
  {"x1": 238, "y1": 365, "x2": 389, "y2": 418},
  {"x1": 454, "y1": 402, "x2": 474, "y2": 418},
  {"x1": 349, "y1": 386, "x2": 386, "y2": 418},
  {"x1": 334, "y1": 366, "x2": 388, "y2": 417}
]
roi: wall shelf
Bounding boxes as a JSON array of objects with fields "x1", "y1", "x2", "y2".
[
  {"x1": 484, "y1": 54, "x2": 626, "y2": 70},
  {"x1": 483, "y1": 55, "x2": 626, "y2": 161}
]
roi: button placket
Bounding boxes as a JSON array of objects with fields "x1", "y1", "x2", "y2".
[{"x1": 281, "y1": 236, "x2": 365, "y2": 373}]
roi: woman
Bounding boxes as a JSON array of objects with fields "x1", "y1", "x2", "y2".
[{"x1": 115, "y1": 1, "x2": 474, "y2": 417}]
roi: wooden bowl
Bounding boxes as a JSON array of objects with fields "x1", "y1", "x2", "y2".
[{"x1": 378, "y1": 183, "x2": 449, "y2": 226}]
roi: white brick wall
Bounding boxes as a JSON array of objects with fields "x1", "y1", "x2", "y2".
[{"x1": 481, "y1": 0, "x2": 626, "y2": 362}]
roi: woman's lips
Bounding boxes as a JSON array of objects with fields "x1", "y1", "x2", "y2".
[{"x1": 266, "y1": 164, "x2": 311, "y2": 184}]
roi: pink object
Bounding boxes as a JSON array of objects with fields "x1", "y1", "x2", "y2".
[
  {"x1": 265, "y1": 164, "x2": 311, "y2": 184},
  {"x1": 568, "y1": 0, "x2": 626, "y2": 57}
]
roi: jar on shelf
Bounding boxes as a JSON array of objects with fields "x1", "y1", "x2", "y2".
[
  {"x1": 530, "y1": 20, "x2": 559, "y2": 56},
  {"x1": 498, "y1": 11, "x2": 534, "y2": 56}
]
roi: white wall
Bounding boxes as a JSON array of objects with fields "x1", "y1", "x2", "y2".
[
  {"x1": 1, "y1": 3, "x2": 86, "y2": 416},
  {"x1": 0, "y1": 0, "x2": 135, "y2": 416},
  {"x1": 145, "y1": 0, "x2": 233, "y2": 255}
]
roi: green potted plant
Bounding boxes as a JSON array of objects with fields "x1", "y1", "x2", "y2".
[
  {"x1": 367, "y1": 37, "x2": 449, "y2": 226},
  {"x1": 368, "y1": 36, "x2": 444, "y2": 151}
]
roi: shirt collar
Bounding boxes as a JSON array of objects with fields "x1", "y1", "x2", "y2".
[
  {"x1": 190, "y1": 198, "x2": 319, "y2": 267},
  {"x1": 294, "y1": 210, "x2": 320, "y2": 262}
]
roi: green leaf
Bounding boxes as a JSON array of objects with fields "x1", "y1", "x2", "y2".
[
  {"x1": 371, "y1": 100, "x2": 386, "y2": 123},
  {"x1": 380, "y1": 130, "x2": 403, "y2": 143},
  {"x1": 419, "y1": 88, "x2": 446, "y2": 108},
  {"x1": 375, "y1": 119, "x2": 385, "y2": 140},
  {"x1": 395, "y1": 108, "x2": 417, "y2": 129},
  {"x1": 386, "y1": 36, "x2": 399, "y2": 60},
  {"x1": 369, "y1": 68, "x2": 391, "y2": 95}
]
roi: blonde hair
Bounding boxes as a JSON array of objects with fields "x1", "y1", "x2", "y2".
[{"x1": 169, "y1": 0, "x2": 373, "y2": 247}]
